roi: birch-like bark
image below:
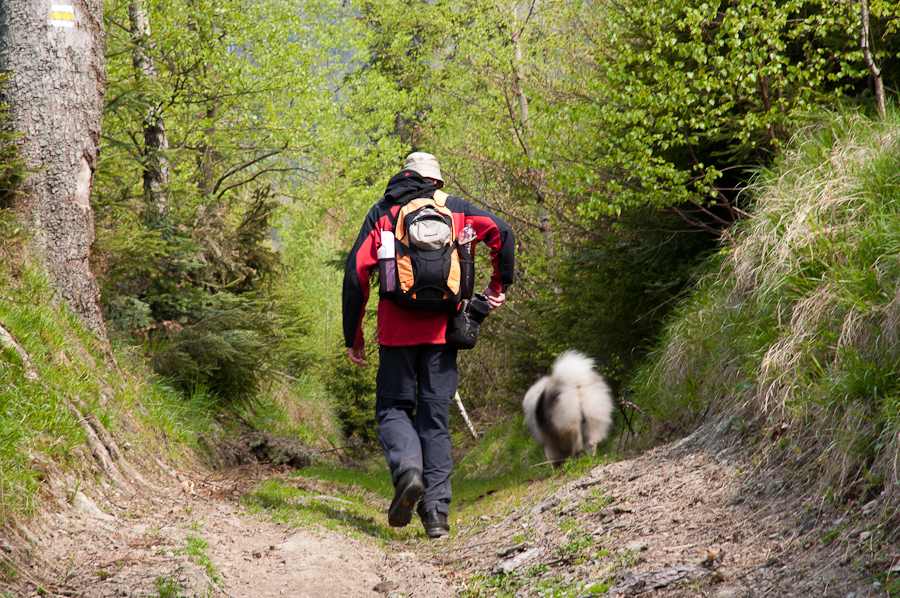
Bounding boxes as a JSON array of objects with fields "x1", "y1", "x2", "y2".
[
  {"x1": 0, "y1": 0, "x2": 108, "y2": 340},
  {"x1": 129, "y1": 0, "x2": 170, "y2": 224},
  {"x1": 454, "y1": 392, "x2": 479, "y2": 439},
  {"x1": 861, "y1": 0, "x2": 886, "y2": 118}
]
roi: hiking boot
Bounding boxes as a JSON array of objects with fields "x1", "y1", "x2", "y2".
[
  {"x1": 417, "y1": 501, "x2": 450, "y2": 538},
  {"x1": 388, "y1": 470, "x2": 424, "y2": 528}
]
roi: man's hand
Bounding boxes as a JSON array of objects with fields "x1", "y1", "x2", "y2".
[
  {"x1": 347, "y1": 346, "x2": 367, "y2": 367},
  {"x1": 482, "y1": 286, "x2": 506, "y2": 310}
]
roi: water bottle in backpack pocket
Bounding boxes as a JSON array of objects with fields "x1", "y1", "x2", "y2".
[
  {"x1": 458, "y1": 220, "x2": 476, "y2": 300},
  {"x1": 378, "y1": 230, "x2": 397, "y2": 294}
]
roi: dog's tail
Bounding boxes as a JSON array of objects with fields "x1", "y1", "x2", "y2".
[
  {"x1": 553, "y1": 351, "x2": 613, "y2": 452},
  {"x1": 552, "y1": 350, "x2": 598, "y2": 381}
]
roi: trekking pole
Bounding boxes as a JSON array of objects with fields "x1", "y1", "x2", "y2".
[{"x1": 454, "y1": 391, "x2": 479, "y2": 440}]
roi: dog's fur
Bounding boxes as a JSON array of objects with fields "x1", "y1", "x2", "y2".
[{"x1": 523, "y1": 351, "x2": 614, "y2": 465}]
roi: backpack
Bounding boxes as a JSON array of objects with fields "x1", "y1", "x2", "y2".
[{"x1": 380, "y1": 190, "x2": 474, "y2": 312}]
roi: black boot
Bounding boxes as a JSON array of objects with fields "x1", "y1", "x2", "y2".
[
  {"x1": 417, "y1": 501, "x2": 450, "y2": 538},
  {"x1": 388, "y1": 470, "x2": 424, "y2": 527}
]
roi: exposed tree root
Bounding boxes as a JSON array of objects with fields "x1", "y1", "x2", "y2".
[
  {"x1": 66, "y1": 399, "x2": 153, "y2": 496},
  {"x1": 0, "y1": 322, "x2": 38, "y2": 380}
]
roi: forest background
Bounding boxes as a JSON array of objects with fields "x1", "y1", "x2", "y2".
[{"x1": 2, "y1": 0, "x2": 900, "y2": 523}]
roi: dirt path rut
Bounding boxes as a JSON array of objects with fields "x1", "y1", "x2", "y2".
[
  {"x1": 5, "y1": 427, "x2": 897, "y2": 598},
  {"x1": 11, "y1": 467, "x2": 456, "y2": 598}
]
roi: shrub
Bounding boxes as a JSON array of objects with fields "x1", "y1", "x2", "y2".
[
  {"x1": 326, "y1": 348, "x2": 378, "y2": 445},
  {"x1": 98, "y1": 188, "x2": 283, "y2": 406}
]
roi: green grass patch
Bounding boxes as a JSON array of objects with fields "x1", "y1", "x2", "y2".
[
  {"x1": 242, "y1": 458, "x2": 422, "y2": 542},
  {"x1": 582, "y1": 487, "x2": 613, "y2": 513},
  {"x1": 0, "y1": 212, "x2": 222, "y2": 519},
  {"x1": 153, "y1": 571, "x2": 182, "y2": 598},
  {"x1": 459, "y1": 568, "x2": 613, "y2": 598},
  {"x1": 454, "y1": 413, "x2": 544, "y2": 482},
  {"x1": 235, "y1": 374, "x2": 342, "y2": 450},
  {"x1": 241, "y1": 413, "x2": 616, "y2": 547},
  {"x1": 175, "y1": 535, "x2": 219, "y2": 581}
]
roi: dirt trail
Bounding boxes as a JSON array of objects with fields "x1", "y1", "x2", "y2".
[
  {"x1": 9, "y1": 465, "x2": 456, "y2": 598},
  {"x1": 4, "y1": 424, "x2": 897, "y2": 597},
  {"x1": 439, "y1": 425, "x2": 895, "y2": 598}
]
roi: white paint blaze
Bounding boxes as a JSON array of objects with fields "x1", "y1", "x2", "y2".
[{"x1": 50, "y1": 4, "x2": 74, "y2": 27}]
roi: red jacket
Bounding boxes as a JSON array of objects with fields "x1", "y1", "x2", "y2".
[{"x1": 342, "y1": 170, "x2": 515, "y2": 347}]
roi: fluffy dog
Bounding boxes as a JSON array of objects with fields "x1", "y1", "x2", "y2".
[{"x1": 523, "y1": 351, "x2": 614, "y2": 465}]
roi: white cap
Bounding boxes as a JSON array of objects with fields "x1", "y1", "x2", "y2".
[{"x1": 403, "y1": 152, "x2": 444, "y2": 188}]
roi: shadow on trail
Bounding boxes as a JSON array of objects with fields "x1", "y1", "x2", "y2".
[{"x1": 244, "y1": 488, "x2": 417, "y2": 541}]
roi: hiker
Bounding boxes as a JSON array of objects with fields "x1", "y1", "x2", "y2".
[{"x1": 342, "y1": 152, "x2": 515, "y2": 537}]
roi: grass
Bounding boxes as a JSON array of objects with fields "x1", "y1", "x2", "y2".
[
  {"x1": 627, "y1": 108, "x2": 900, "y2": 515},
  {"x1": 0, "y1": 257, "x2": 96, "y2": 516},
  {"x1": 176, "y1": 535, "x2": 219, "y2": 582},
  {"x1": 240, "y1": 413, "x2": 548, "y2": 541},
  {"x1": 0, "y1": 198, "x2": 348, "y2": 524},
  {"x1": 153, "y1": 572, "x2": 182, "y2": 598},
  {"x1": 459, "y1": 569, "x2": 612, "y2": 598},
  {"x1": 452, "y1": 412, "x2": 550, "y2": 498},
  {"x1": 582, "y1": 487, "x2": 613, "y2": 513},
  {"x1": 232, "y1": 371, "x2": 343, "y2": 450},
  {"x1": 0, "y1": 211, "x2": 222, "y2": 519},
  {"x1": 452, "y1": 518, "x2": 633, "y2": 598},
  {"x1": 0, "y1": 557, "x2": 20, "y2": 584},
  {"x1": 242, "y1": 458, "x2": 418, "y2": 542}
]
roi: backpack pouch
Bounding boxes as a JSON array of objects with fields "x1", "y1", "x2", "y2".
[
  {"x1": 395, "y1": 243, "x2": 462, "y2": 311},
  {"x1": 407, "y1": 207, "x2": 452, "y2": 250}
]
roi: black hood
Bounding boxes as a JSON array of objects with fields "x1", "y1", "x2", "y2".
[{"x1": 379, "y1": 170, "x2": 439, "y2": 207}]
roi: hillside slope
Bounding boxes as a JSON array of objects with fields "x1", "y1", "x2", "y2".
[
  {"x1": 438, "y1": 423, "x2": 895, "y2": 597},
  {"x1": 630, "y1": 112, "x2": 900, "y2": 521},
  {"x1": 0, "y1": 422, "x2": 895, "y2": 598}
]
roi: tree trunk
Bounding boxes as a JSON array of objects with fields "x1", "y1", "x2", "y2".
[
  {"x1": 129, "y1": 0, "x2": 170, "y2": 225},
  {"x1": 0, "y1": 0, "x2": 108, "y2": 340},
  {"x1": 860, "y1": 0, "x2": 886, "y2": 118},
  {"x1": 511, "y1": 2, "x2": 554, "y2": 255},
  {"x1": 199, "y1": 103, "x2": 218, "y2": 197}
]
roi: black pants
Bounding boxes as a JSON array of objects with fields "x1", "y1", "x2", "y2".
[{"x1": 375, "y1": 344, "x2": 458, "y2": 515}]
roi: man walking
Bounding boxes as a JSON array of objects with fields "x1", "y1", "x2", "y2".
[{"x1": 342, "y1": 152, "x2": 515, "y2": 537}]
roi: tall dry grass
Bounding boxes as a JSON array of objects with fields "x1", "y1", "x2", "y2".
[{"x1": 629, "y1": 111, "x2": 900, "y2": 518}]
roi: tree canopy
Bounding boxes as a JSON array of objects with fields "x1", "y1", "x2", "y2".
[{"x1": 87, "y1": 0, "x2": 899, "y2": 404}]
